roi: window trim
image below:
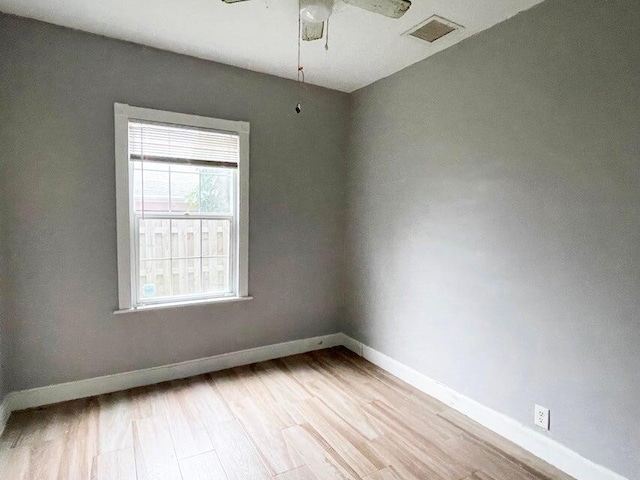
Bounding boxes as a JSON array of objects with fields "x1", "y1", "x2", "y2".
[{"x1": 114, "y1": 103, "x2": 250, "y2": 310}]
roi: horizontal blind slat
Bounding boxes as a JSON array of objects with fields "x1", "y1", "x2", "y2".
[{"x1": 129, "y1": 121, "x2": 239, "y2": 164}]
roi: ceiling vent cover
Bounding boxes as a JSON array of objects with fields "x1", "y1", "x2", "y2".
[{"x1": 409, "y1": 16, "x2": 460, "y2": 43}]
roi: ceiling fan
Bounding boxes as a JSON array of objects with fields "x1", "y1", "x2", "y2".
[{"x1": 221, "y1": 0, "x2": 412, "y2": 41}]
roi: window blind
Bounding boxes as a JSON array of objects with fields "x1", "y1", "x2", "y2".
[{"x1": 129, "y1": 121, "x2": 239, "y2": 168}]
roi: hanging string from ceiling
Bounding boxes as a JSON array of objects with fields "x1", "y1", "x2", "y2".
[
  {"x1": 325, "y1": 17, "x2": 330, "y2": 51},
  {"x1": 296, "y1": 0, "x2": 304, "y2": 114}
]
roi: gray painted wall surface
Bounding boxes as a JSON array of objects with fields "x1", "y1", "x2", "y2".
[
  {"x1": 0, "y1": 157, "x2": 8, "y2": 401},
  {"x1": 0, "y1": 14, "x2": 349, "y2": 392},
  {"x1": 345, "y1": 1, "x2": 640, "y2": 478}
]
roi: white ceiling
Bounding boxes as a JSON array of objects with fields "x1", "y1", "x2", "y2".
[{"x1": 0, "y1": 0, "x2": 543, "y2": 92}]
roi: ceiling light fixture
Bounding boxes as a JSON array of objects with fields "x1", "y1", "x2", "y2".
[{"x1": 300, "y1": 0, "x2": 333, "y2": 23}]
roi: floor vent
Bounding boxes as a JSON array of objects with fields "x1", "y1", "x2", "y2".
[{"x1": 408, "y1": 16, "x2": 461, "y2": 43}]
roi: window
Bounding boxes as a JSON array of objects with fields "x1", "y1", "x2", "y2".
[{"x1": 114, "y1": 104, "x2": 249, "y2": 310}]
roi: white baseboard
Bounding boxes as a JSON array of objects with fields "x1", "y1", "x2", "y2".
[
  {"x1": 4, "y1": 333, "x2": 342, "y2": 415},
  {"x1": 0, "y1": 331, "x2": 628, "y2": 480},
  {"x1": 340, "y1": 335, "x2": 628, "y2": 480},
  {"x1": 338, "y1": 332, "x2": 363, "y2": 355}
]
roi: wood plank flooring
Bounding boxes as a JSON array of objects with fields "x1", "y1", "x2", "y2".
[{"x1": 0, "y1": 347, "x2": 574, "y2": 480}]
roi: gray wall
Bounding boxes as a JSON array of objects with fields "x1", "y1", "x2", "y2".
[
  {"x1": 0, "y1": 162, "x2": 8, "y2": 401},
  {"x1": 0, "y1": 14, "x2": 349, "y2": 392},
  {"x1": 0, "y1": 282, "x2": 5, "y2": 402},
  {"x1": 345, "y1": 1, "x2": 640, "y2": 478}
]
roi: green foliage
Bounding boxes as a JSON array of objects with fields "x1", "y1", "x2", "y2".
[{"x1": 185, "y1": 170, "x2": 231, "y2": 213}]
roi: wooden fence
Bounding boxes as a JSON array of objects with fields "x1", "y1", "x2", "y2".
[{"x1": 137, "y1": 218, "x2": 231, "y2": 299}]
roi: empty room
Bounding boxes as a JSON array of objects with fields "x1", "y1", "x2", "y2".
[{"x1": 0, "y1": 0, "x2": 638, "y2": 479}]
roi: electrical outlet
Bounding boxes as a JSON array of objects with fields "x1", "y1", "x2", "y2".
[{"x1": 534, "y1": 404, "x2": 550, "y2": 430}]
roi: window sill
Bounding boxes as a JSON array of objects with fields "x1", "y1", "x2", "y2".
[{"x1": 113, "y1": 295, "x2": 253, "y2": 315}]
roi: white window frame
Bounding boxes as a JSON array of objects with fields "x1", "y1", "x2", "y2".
[{"x1": 114, "y1": 103, "x2": 249, "y2": 310}]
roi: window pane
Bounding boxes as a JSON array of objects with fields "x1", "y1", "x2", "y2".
[
  {"x1": 202, "y1": 219, "x2": 230, "y2": 256},
  {"x1": 170, "y1": 163, "x2": 197, "y2": 173},
  {"x1": 133, "y1": 166, "x2": 170, "y2": 213},
  {"x1": 170, "y1": 219, "x2": 202, "y2": 258},
  {"x1": 133, "y1": 160, "x2": 170, "y2": 172},
  {"x1": 203, "y1": 257, "x2": 230, "y2": 294},
  {"x1": 139, "y1": 259, "x2": 172, "y2": 298},
  {"x1": 170, "y1": 172, "x2": 200, "y2": 213},
  {"x1": 137, "y1": 218, "x2": 233, "y2": 302},
  {"x1": 200, "y1": 170, "x2": 232, "y2": 215},
  {"x1": 139, "y1": 219, "x2": 171, "y2": 260},
  {"x1": 171, "y1": 259, "x2": 202, "y2": 296}
]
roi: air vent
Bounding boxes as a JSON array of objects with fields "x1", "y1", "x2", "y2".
[{"x1": 409, "y1": 16, "x2": 460, "y2": 43}]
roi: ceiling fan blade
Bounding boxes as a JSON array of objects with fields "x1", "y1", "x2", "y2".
[
  {"x1": 342, "y1": 0, "x2": 410, "y2": 18},
  {"x1": 301, "y1": 20, "x2": 325, "y2": 41}
]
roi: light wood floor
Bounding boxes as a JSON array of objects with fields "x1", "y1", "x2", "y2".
[{"x1": 0, "y1": 347, "x2": 573, "y2": 480}]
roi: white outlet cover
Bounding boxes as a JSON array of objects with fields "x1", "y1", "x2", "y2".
[{"x1": 534, "y1": 404, "x2": 550, "y2": 430}]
